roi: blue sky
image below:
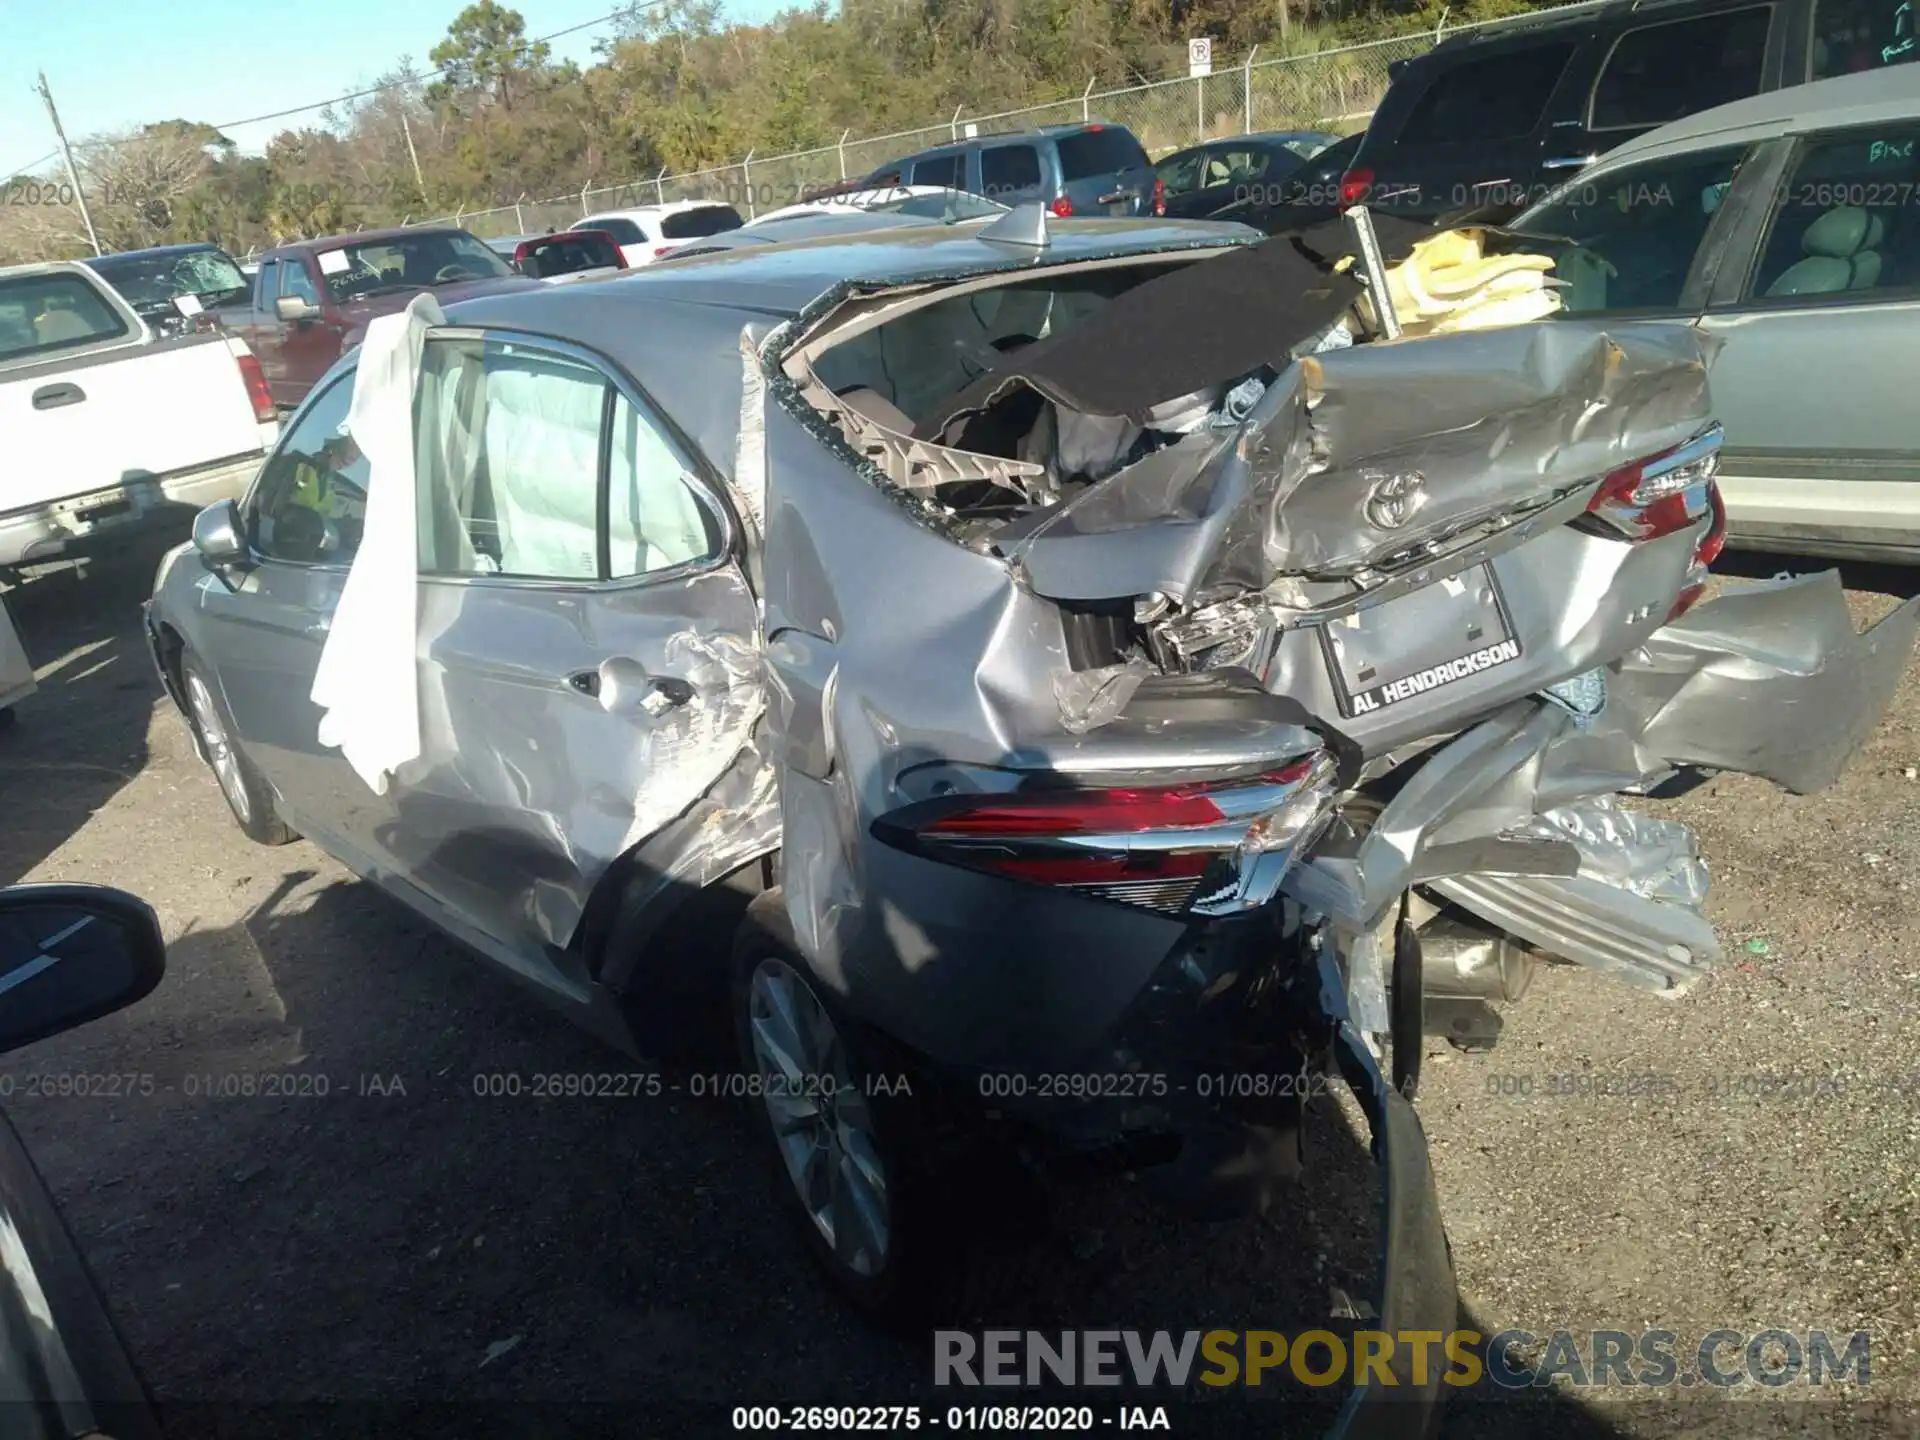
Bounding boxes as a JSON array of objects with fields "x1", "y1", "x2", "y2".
[{"x1": 1, "y1": 0, "x2": 783, "y2": 175}]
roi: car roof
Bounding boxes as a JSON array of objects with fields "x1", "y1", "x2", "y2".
[
  {"x1": 1600, "y1": 64, "x2": 1920, "y2": 169},
  {"x1": 1159, "y1": 131, "x2": 1340, "y2": 161},
  {"x1": 81, "y1": 242, "x2": 229, "y2": 263},
  {"x1": 277, "y1": 226, "x2": 469, "y2": 253},
  {"x1": 445, "y1": 214, "x2": 1253, "y2": 324},
  {"x1": 582, "y1": 201, "x2": 739, "y2": 220}
]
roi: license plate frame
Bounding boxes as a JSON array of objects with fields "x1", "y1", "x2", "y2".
[{"x1": 1317, "y1": 563, "x2": 1522, "y2": 719}]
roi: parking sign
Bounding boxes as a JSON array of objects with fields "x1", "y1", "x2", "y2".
[{"x1": 1188, "y1": 37, "x2": 1213, "y2": 77}]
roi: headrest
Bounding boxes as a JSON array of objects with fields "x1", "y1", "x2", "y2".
[{"x1": 1802, "y1": 206, "x2": 1880, "y2": 258}]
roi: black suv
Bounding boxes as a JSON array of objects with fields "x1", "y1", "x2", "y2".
[
  {"x1": 856, "y1": 122, "x2": 1158, "y2": 217},
  {"x1": 1347, "y1": 0, "x2": 1913, "y2": 220}
]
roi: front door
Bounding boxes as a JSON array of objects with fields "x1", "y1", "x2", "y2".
[{"x1": 191, "y1": 371, "x2": 374, "y2": 841}]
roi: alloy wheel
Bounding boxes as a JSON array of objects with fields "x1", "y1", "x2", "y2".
[
  {"x1": 185, "y1": 670, "x2": 251, "y2": 825},
  {"x1": 746, "y1": 956, "x2": 891, "y2": 1278}
]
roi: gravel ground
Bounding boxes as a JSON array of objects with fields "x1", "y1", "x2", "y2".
[{"x1": 0, "y1": 545, "x2": 1915, "y2": 1440}]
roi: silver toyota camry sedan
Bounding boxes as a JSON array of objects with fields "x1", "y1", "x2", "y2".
[{"x1": 143, "y1": 207, "x2": 1908, "y2": 1426}]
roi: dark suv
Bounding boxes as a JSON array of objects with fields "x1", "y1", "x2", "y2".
[
  {"x1": 858, "y1": 122, "x2": 1158, "y2": 217},
  {"x1": 1347, "y1": 0, "x2": 1913, "y2": 220}
]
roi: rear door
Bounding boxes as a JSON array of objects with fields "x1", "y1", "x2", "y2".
[
  {"x1": 0, "y1": 268, "x2": 264, "y2": 519},
  {"x1": 382, "y1": 328, "x2": 761, "y2": 974},
  {"x1": 1696, "y1": 118, "x2": 1920, "y2": 554},
  {"x1": 1054, "y1": 126, "x2": 1154, "y2": 216},
  {"x1": 583, "y1": 214, "x2": 651, "y2": 267},
  {"x1": 979, "y1": 140, "x2": 1045, "y2": 207},
  {"x1": 1561, "y1": 4, "x2": 1784, "y2": 176},
  {"x1": 1359, "y1": 35, "x2": 1594, "y2": 217}
]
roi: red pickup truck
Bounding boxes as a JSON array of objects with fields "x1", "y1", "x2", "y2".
[{"x1": 222, "y1": 226, "x2": 538, "y2": 409}]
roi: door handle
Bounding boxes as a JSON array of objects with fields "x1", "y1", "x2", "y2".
[
  {"x1": 567, "y1": 662, "x2": 695, "y2": 714},
  {"x1": 1541, "y1": 155, "x2": 1597, "y2": 171},
  {"x1": 31, "y1": 382, "x2": 84, "y2": 410}
]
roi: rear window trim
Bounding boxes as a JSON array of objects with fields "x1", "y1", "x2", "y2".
[{"x1": 1585, "y1": 3, "x2": 1777, "y2": 134}]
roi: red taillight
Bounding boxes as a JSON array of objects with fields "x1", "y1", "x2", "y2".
[
  {"x1": 879, "y1": 754, "x2": 1336, "y2": 916},
  {"x1": 1338, "y1": 167, "x2": 1373, "y2": 209},
  {"x1": 1152, "y1": 177, "x2": 1166, "y2": 216},
  {"x1": 1696, "y1": 481, "x2": 1728, "y2": 567},
  {"x1": 1050, "y1": 196, "x2": 1075, "y2": 218},
  {"x1": 234, "y1": 351, "x2": 275, "y2": 424},
  {"x1": 653, "y1": 245, "x2": 676, "y2": 258},
  {"x1": 1583, "y1": 426, "x2": 1724, "y2": 544}
]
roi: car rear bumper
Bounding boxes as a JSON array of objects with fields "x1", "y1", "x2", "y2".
[{"x1": 0, "y1": 452, "x2": 264, "y2": 570}]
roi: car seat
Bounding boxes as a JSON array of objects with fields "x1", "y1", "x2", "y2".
[{"x1": 1765, "y1": 205, "x2": 1885, "y2": 296}]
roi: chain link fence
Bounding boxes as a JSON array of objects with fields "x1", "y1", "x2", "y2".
[{"x1": 423, "y1": 17, "x2": 1501, "y2": 238}]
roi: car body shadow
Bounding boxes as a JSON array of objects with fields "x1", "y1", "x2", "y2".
[{"x1": 0, "y1": 543, "x2": 178, "y2": 888}]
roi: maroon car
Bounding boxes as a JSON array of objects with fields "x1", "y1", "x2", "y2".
[{"x1": 223, "y1": 226, "x2": 538, "y2": 409}]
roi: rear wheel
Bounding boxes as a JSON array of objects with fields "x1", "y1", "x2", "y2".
[
  {"x1": 731, "y1": 893, "x2": 1038, "y2": 1328},
  {"x1": 180, "y1": 651, "x2": 296, "y2": 847}
]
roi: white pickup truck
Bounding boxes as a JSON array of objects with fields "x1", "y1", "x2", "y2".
[{"x1": 0, "y1": 260, "x2": 278, "y2": 580}]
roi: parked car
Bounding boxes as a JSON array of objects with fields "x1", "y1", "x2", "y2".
[
  {"x1": 0, "y1": 883, "x2": 171, "y2": 1438},
  {"x1": 1152, "y1": 130, "x2": 1341, "y2": 219},
  {"x1": 576, "y1": 201, "x2": 745, "y2": 266},
  {"x1": 147, "y1": 215, "x2": 1469, "y2": 1364},
  {"x1": 1347, "y1": 0, "x2": 1917, "y2": 221},
  {"x1": 0, "y1": 261, "x2": 279, "y2": 581},
  {"x1": 494, "y1": 229, "x2": 628, "y2": 283},
  {"x1": 1503, "y1": 62, "x2": 1920, "y2": 561},
  {"x1": 857, "y1": 121, "x2": 1157, "y2": 217},
  {"x1": 80, "y1": 242, "x2": 252, "y2": 339},
  {"x1": 0, "y1": 593, "x2": 32, "y2": 726},
  {"x1": 219, "y1": 227, "x2": 537, "y2": 410},
  {"x1": 1203, "y1": 130, "x2": 1367, "y2": 233},
  {"x1": 749, "y1": 184, "x2": 1010, "y2": 226}
]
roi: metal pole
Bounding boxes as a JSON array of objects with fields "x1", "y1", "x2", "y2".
[
  {"x1": 455, "y1": 206, "x2": 465, "y2": 229},
  {"x1": 742, "y1": 149, "x2": 756, "y2": 219},
  {"x1": 515, "y1": 193, "x2": 526, "y2": 231},
  {"x1": 1244, "y1": 47, "x2": 1258, "y2": 132},
  {"x1": 1435, "y1": 5, "x2": 1451, "y2": 39},
  {"x1": 1196, "y1": 75, "x2": 1205, "y2": 145},
  {"x1": 950, "y1": 104, "x2": 964, "y2": 141},
  {"x1": 34, "y1": 71, "x2": 100, "y2": 255},
  {"x1": 655, "y1": 166, "x2": 668, "y2": 204},
  {"x1": 580, "y1": 180, "x2": 591, "y2": 218},
  {"x1": 838, "y1": 129, "x2": 851, "y2": 180},
  {"x1": 401, "y1": 112, "x2": 427, "y2": 203},
  {"x1": 1081, "y1": 76, "x2": 1095, "y2": 123}
]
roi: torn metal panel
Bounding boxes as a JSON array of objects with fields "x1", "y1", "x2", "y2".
[
  {"x1": 1003, "y1": 321, "x2": 1717, "y2": 606},
  {"x1": 1608, "y1": 570, "x2": 1920, "y2": 794},
  {"x1": 1521, "y1": 793, "x2": 1708, "y2": 908},
  {"x1": 391, "y1": 566, "x2": 766, "y2": 956}
]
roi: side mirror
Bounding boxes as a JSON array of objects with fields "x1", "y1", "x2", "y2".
[
  {"x1": 192, "y1": 499, "x2": 248, "y2": 565},
  {"x1": 0, "y1": 885, "x2": 165, "y2": 1057},
  {"x1": 275, "y1": 294, "x2": 320, "y2": 323}
]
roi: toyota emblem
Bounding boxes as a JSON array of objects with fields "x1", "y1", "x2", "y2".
[{"x1": 1364, "y1": 470, "x2": 1428, "y2": 530}]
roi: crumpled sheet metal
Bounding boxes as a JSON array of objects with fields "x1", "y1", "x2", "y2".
[
  {"x1": 1520, "y1": 792, "x2": 1709, "y2": 908},
  {"x1": 1007, "y1": 320, "x2": 1716, "y2": 605},
  {"x1": 1608, "y1": 570, "x2": 1920, "y2": 795},
  {"x1": 1053, "y1": 656, "x2": 1154, "y2": 735},
  {"x1": 1266, "y1": 319, "x2": 1715, "y2": 578}
]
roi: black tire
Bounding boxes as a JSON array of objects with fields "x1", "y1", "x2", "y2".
[
  {"x1": 179, "y1": 650, "x2": 297, "y2": 846},
  {"x1": 730, "y1": 890, "x2": 1040, "y2": 1330}
]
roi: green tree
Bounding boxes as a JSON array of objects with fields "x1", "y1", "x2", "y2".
[{"x1": 430, "y1": 0, "x2": 553, "y2": 111}]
